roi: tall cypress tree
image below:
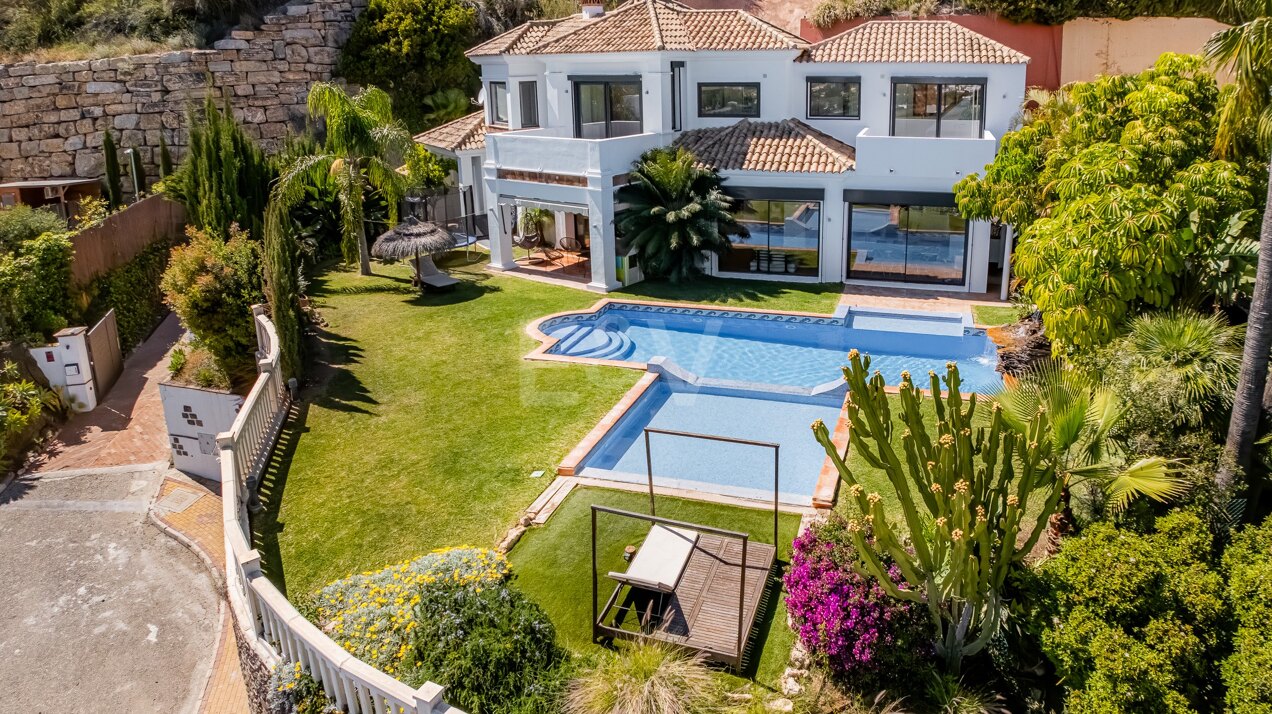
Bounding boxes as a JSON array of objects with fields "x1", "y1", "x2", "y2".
[
  {"x1": 102, "y1": 131, "x2": 123, "y2": 209},
  {"x1": 171, "y1": 96, "x2": 275, "y2": 239},
  {"x1": 158, "y1": 134, "x2": 174, "y2": 179}
]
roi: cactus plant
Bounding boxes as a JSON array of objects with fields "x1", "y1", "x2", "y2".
[{"x1": 811, "y1": 350, "x2": 1064, "y2": 674}]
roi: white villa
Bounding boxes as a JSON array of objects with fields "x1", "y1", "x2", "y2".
[{"x1": 414, "y1": 0, "x2": 1029, "y2": 294}]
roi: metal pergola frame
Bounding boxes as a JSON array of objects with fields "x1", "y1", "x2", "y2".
[{"x1": 587, "y1": 426, "x2": 783, "y2": 669}]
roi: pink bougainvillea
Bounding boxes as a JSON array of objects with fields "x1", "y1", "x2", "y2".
[{"x1": 784, "y1": 519, "x2": 930, "y2": 683}]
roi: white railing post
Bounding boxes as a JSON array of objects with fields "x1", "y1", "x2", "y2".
[{"x1": 413, "y1": 682, "x2": 445, "y2": 714}]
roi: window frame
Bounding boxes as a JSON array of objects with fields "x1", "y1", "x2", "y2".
[
  {"x1": 570, "y1": 76, "x2": 644, "y2": 139},
  {"x1": 806, "y1": 76, "x2": 861, "y2": 120},
  {"x1": 671, "y1": 61, "x2": 685, "y2": 132},
  {"x1": 889, "y1": 77, "x2": 986, "y2": 139},
  {"x1": 489, "y1": 81, "x2": 509, "y2": 126},
  {"x1": 696, "y1": 82, "x2": 761, "y2": 119},
  {"x1": 719, "y1": 193, "x2": 823, "y2": 278},
  {"x1": 518, "y1": 80, "x2": 539, "y2": 128}
]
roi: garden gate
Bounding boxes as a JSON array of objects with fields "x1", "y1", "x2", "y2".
[{"x1": 86, "y1": 309, "x2": 122, "y2": 399}]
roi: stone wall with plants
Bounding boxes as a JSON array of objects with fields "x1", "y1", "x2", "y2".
[{"x1": 0, "y1": 0, "x2": 366, "y2": 183}]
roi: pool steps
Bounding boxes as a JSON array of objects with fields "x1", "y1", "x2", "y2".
[{"x1": 550, "y1": 317, "x2": 636, "y2": 361}]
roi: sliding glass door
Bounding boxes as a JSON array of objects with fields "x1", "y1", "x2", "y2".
[
  {"x1": 719, "y1": 199, "x2": 821, "y2": 277},
  {"x1": 891, "y1": 81, "x2": 984, "y2": 138},
  {"x1": 847, "y1": 203, "x2": 967, "y2": 285},
  {"x1": 574, "y1": 79, "x2": 642, "y2": 139}
]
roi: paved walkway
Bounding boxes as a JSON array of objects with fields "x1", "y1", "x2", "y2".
[
  {"x1": 153, "y1": 475, "x2": 250, "y2": 714},
  {"x1": 33, "y1": 313, "x2": 182, "y2": 472},
  {"x1": 839, "y1": 284, "x2": 1006, "y2": 313},
  {"x1": 6, "y1": 316, "x2": 251, "y2": 713}
]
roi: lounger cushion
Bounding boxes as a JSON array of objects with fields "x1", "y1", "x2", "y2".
[{"x1": 608, "y1": 525, "x2": 699, "y2": 593}]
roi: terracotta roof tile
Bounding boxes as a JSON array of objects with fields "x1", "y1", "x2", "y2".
[
  {"x1": 799, "y1": 20, "x2": 1030, "y2": 64},
  {"x1": 413, "y1": 111, "x2": 498, "y2": 152},
  {"x1": 468, "y1": 0, "x2": 805, "y2": 57},
  {"x1": 674, "y1": 119, "x2": 856, "y2": 174}
]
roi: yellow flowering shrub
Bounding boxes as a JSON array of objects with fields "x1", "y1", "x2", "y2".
[{"x1": 308, "y1": 547, "x2": 509, "y2": 676}]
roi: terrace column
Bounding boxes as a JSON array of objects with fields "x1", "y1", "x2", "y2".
[
  {"x1": 586, "y1": 186, "x2": 620, "y2": 291},
  {"x1": 484, "y1": 161, "x2": 517, "y2": 271}
]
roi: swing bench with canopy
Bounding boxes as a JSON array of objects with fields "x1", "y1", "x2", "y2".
[{"x1": 589, "y1": 427, "x2": 783, "y2": 670}]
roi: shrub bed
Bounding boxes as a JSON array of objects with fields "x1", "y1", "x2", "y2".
[
  {"x1": 784, "y1": 516, "x2": 930, "y2": 688},
  {"x1": 307, "y1": 547, "x2": 567, "y2": 714}
]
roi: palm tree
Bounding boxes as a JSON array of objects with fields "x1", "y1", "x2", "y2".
[
  {"x1": 1206, "y1": 0, "x2": 1272, "y2": 488},
  {"x1": 994, "y1": 363, "x2": 1187, "y2": 544},
  {"x1": 272, "y1": 83, "x2": 414, "y2": 276},
  {"x1": 422, "y1": 88, "x2": 473, "y2": 127},
  {"x1": 1120, "y1": 310, "x2": 1244, "y2": 429},
  {"x1": 615, "y1": 147, "x2": 748, "y2": 283}
]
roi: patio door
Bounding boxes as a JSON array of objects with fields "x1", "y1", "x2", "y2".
[{"x1": 573, "y1": 78, "x2": 642, "y2": 139}]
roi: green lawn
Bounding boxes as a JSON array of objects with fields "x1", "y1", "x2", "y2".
[
  {"x1": 508, "y1": 487, "x2": 800, "y2": 688},
  {"x1": 259, "y1": 256, "x2": 844, "y2": 597},
  {"x1": 972, "y1": 304, "x2": 1023, "y2": 326}
]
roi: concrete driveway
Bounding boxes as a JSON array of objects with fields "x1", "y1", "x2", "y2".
[{"x1": 0, "y1": 464, "x2": 220, "y2": 714}]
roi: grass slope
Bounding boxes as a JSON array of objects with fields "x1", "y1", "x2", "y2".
[
  {"x1": 261, "y1": 256, "x2": 841, "y2": 596},
  {"x1": 508, "y1": 487, "x2": 800, "y2": 687}
]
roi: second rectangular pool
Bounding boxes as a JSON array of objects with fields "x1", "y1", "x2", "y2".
[{"x1": 571, "y1": 376, "x2": 844, "y2": 506}]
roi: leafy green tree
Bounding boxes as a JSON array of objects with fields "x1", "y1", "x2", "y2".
[
  {"x1": 103, "y1": 130, "x2": 123, "y2": 209},
  {"x1": 812, "y1": 353, "x2": 1064, "y2": 674},
  {"x1": 0, "y1": 204, "x2": 66, "y2": 252},
  {"x1": 615, "y1": 147, "x2": 748, "y2": 283},
  {"x1": 1024, "y1": 512, "x2": 1226, "y2": 713},
  {"x1": 263, "y1": 202, "x2": 302, "y2": 379},
  {"x1": 160, "y1": 224, "x2": 265, "y2": 382},
  {"x1": 270, "y1": 83, "x2": 418, "y2": 276},
  {"x1": 1206, "y1": 0, "x2": 1272, "y2": 486},
  {"x1": 338, "y1": 0, "x2": 478, "y2": 130},
  {"x1": 0, "y1": 231, "x2": 73, "y2": 343},
  {"x1": 956, "y1": 55, "x2": 1259, "y2": 354}
]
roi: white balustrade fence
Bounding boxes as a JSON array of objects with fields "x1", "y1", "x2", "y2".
[{"x1": 220, "y1": 306, "x2": 457, "y2": 714}]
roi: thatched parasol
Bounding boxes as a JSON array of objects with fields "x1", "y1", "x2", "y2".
[
  {"x1": 371, "y1": 216, "x2": 457, "y2": 260},
  {"x1": 371, "y1": 217, "x2": 458, "y2": 285}
]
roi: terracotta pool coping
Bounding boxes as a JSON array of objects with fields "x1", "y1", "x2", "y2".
[{"x1": 558, "y1": 372, "x2": 661, "y2": 477}]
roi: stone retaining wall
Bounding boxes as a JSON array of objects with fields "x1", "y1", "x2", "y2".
[{"x1": 0, "y1": 0, "x2": 366, "y2": 182}]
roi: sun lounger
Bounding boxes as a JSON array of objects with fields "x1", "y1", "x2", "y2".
[
  {"x1": 608, "y1": 525, "x2": 699, "y2": 593},
  {"x1": 416, "y1": 254, "x2": 460, "y2": 290}
]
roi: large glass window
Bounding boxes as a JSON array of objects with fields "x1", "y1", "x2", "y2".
[
  {"x1": 574, "y1": 79, "x2": 642, "y2": 139},
  {"x1": 698, "y1": 83, "x2": 760, "y2": 118},
  {"x1": 847, "y1": 203, "x2": 967, "y2": 285},
  {"x1": 807, "y1": 78, "x2": 860, "y2": 119},
  {"x1": 891, "y1": 81, "x2": 984, "y2": 138},
  {"x1": 518, "y1": 81, "x2": 538, "y2": 128},
  {"x1": 489, "y1": 82, "x2": 509, "y2": 125},
  {"x1": 718, "y1": 199, "x2": 821, "y2": 277},
  {"x1": 671, "y1": 62, "x2": 684, "y2": 131}
]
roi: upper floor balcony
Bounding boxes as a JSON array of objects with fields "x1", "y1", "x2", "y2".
[
  {"x1": 485, "y1": 126, "x2": 670, "y2": 183},
  {"x1": 852, "y1": 127, "x2": 998, "y2": 182}
]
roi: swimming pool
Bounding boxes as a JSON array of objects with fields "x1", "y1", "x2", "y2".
[
  {"x1": 569, "y1": 376, "x2": 844, "y2": 506},
  {"x1": 534, "y1": 301, "x2": 1002, "y2": 393}
]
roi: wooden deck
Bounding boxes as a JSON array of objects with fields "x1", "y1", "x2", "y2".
[{"x1": 596, "y1": 532, "x2": 778, "y2": 668}]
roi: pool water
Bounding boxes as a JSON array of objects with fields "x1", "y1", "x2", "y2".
[
  {"x1": 578, "y1": 379, "x2": 844, "y2": 506},
  {"x1": 542, "y1": 302, "x2": 1001, "y2": 393}
]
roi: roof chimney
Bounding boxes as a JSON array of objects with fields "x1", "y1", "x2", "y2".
[{"x1": 581, "y1": 1, "x2": 604, "y2": 18}]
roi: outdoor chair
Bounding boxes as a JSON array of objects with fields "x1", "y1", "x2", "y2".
[
  {"x1": 608, "y1": 525, "x2": 699, "y2": 631},
  {"x1": 558, "y1": 234, "x2": 590, "y2": 276},
  {"x1": 514, "y1": 232, "x2": 544, "y2": 264}
]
